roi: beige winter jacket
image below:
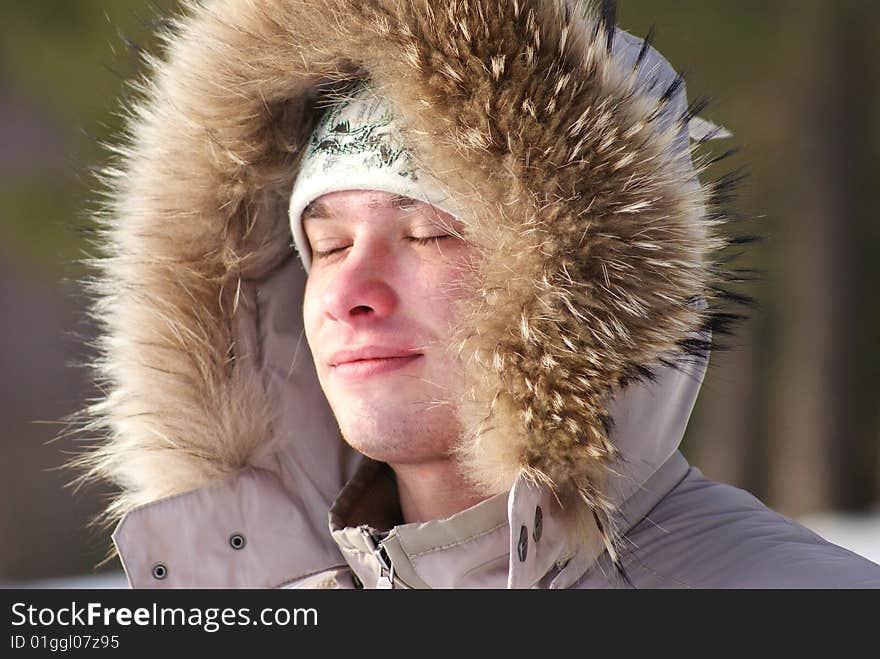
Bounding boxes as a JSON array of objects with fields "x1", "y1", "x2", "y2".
[{"x1": 74, "y1": 0, "x2": 880, "y2": 588}]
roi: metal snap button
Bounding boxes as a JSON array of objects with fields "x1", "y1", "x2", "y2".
[
  {"x1": 533, "y1": 505, "x2": 543, "y2": 542},
  {"x1": 152, "y1": 562, "x2": 168, "y2": 580},
  {"x1": 517, "y1": 524, "x2": 528, "y2": 562},
  {"x1": 229, "y1": 533, "x2": 247, "y2": 550}
]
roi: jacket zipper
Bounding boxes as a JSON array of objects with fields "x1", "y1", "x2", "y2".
[{"x1": 361, "y1": 528, "x2": 395, "y2": 589}]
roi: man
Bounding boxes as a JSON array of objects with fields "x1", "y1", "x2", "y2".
[{"x1": 74, "y1": 0, "x2": 880, "y2": 588}]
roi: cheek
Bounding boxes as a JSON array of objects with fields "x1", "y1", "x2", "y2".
[{"x1": 415, "y1": 262, "x2": 470, "y2": 330}]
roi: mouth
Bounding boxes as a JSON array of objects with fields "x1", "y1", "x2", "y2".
[{"x1": 331, "y1": 354, "x2": 422, "y2": 380}]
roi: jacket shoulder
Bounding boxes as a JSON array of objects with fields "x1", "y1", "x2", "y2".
[{"x1": 576, "y1": 467, "x2": 880, "y2": 588}]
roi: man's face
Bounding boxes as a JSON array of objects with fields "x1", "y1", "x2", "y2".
[{"x1": 302, "y1": 189, "x2": 475, "y2": 466}]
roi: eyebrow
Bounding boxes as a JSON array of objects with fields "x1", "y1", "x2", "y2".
[{"x1": 301, "y1": 194, "x2": 423, "y2": 224}]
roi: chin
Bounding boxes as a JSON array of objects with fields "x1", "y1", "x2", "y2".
[{"x1": 336, "y1": 406, "x2": 461, "y2": 465}]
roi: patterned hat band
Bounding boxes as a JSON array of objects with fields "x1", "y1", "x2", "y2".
[{"x1": 288, "y1": 82, "x2": 459, "y2": 273}]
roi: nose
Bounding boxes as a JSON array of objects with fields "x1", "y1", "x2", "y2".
[{"x1": 321, "y1": 248, "x2": 398, "y2": 323}]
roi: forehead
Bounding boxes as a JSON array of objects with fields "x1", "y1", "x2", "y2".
[{"x1": 301, "y1": 190, "x2": 426, "y2": 225}]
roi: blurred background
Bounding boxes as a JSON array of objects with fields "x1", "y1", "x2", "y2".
[{"x1": 1, "y1": 0, "x2": 878, "y2": 586}]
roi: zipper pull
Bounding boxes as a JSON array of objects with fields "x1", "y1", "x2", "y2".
[{"x1": 362, "y1": 528, "x2": 395, "y2": 589}]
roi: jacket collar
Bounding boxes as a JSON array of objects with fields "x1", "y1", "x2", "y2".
[
  {"x1": 327, "y1": 448, "x2": 692, "y2": 590},
  {"x1": 329, "y1": 457, "x2": 592, "y2": 589},
  {"x1": 109, "y1": 443, "x2": 689, "y2": 589}
]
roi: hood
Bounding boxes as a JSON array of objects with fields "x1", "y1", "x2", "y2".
[{"x1": 71, "y1": 0, "x2": 742, "y2": 562}]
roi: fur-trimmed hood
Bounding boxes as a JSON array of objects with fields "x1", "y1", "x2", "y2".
[{"x1": 72, "y1": 0, "x2": 745, "y2": 584}]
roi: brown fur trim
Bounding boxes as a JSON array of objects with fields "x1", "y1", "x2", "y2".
[{"x1": 66, "y1": 0, "x2": 744, "y2": 554}]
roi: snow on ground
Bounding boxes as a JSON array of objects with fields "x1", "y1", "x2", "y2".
[
  {"x1": 798, "y1": 510, "x2": 880, "y2": 566},
  {"x1": 2, "y1": 511, "x2": 878, "y2": 588}
]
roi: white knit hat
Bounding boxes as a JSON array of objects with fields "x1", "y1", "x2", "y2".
[{"x1": 288, "y1": 83, "x2": 459, "y2": 273}]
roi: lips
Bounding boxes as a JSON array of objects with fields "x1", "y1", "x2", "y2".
[
  {"x1": 331, "y1": 354, "x2": 422, "y2": 379},
  {"x1": 328, "y1": 346, "x2": 423, "y2": 380},
  {"x1": 329, "y1": 346, "x2": 422, "y2": 367}
]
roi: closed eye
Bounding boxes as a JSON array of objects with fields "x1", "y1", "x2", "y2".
[
  {"x1": 312, "y1": 245, "x2": 350, "y2": 259},
  {"x1": 406, "y1": 235, "x2": 453, "y2": 246},
  {"x1": 312, "y1": 235, "x2": 453, "y2": 261}
]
